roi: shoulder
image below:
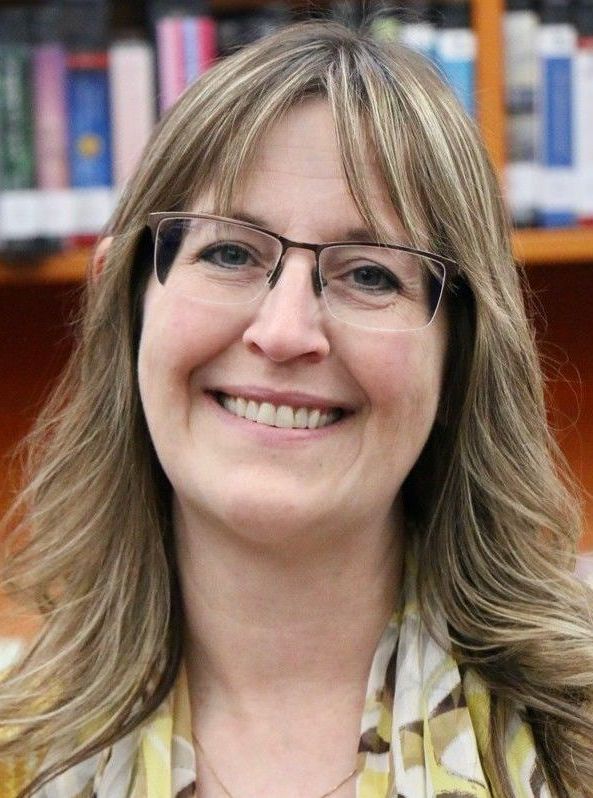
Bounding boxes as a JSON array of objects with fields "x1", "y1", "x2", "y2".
[
  {"x1": 0, "y1": 637, "x2": 101, "y2": 798},
  {"x1": 0, "y1": 638, "x2": 29, "y2": 797}
]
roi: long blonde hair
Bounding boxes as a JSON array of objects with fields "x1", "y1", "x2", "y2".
[{"x1": 1, "y1": 21, "x2": 592, "y2": 797}]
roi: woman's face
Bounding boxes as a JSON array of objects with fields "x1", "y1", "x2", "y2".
[{"x1": 138, "y1": 99, "x2": 448, "y2": 545}]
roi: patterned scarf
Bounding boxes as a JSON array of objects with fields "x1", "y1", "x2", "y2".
[{"x1": 5, "y1": 563, "x2": 549, "y2": 798}]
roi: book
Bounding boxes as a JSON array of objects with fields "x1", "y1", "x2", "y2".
[
  {"x1": 109, "y1": 36, "x2": 157, "y2": 187},
  {"x1": 537, "y1": 0, "x2": 577, "y2": 227},
  {"x1": 182, "y1": 14, "x2": 216, "y2": 83},
  {"x1": 155, "y1": 11, "x2": 185, "y2": 112},
  {"x1": 0, "y1": 7, "x2": 39, "y2": 252},
  {"x1": 152, "y1": 1, "x2": 217, "y2": 113},
  {"x1": 574, "y1": 0, "x2": 593, "y2": 226},
  {"x1": 504, "y1": 0, "x2": 539, "y2": 227},
  {"x1": 31, "y1": 4, "x2": 70, "y2": 244},
  {"x1": 434, "y1": 1, "x2": 476, "y2": 117},
  {"x1": 63, "y1": 0, "x2": 115, "y2": 239}
]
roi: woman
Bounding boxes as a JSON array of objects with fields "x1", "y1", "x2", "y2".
[{"x1": 1, "y1": 20, "x2": 592, "y2": 798}]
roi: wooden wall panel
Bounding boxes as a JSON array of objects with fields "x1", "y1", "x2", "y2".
[
  {"x1": 0, "y1": 284, "x2": 79, "y2": 638},
  {"x1": 0, "y1": 284, "x2": 79, "y2": 515},
  {"x1": 527, "y1": 265, "x2": 593, "y2": 549}
]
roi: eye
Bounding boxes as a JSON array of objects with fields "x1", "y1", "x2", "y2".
[
  {"x1": 347, "y1": 265, "x2": 401, "y2": 292},
  {"x1": 200, "y1": 242, "x2": 253, "y2": 269}
]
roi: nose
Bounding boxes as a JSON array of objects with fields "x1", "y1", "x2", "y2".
[{"x1": 242, "y1": 250, "x2": 331, "y2": 363}]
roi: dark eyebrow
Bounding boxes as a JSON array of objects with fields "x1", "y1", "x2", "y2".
[{"x1": 230, "y1": 211, "x2": 379, "y2": 244}]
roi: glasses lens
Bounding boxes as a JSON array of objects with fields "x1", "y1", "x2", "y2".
[
  {"x1": 319, "y1": 245, "x2": 445, "y2": 331},
  {"x1": 155, "y1": 217, "x2": 282, "y2": 304}
]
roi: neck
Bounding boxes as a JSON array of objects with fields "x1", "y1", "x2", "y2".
[{"x1": 176, "y1": 501, "x2": 405, "y2": 721}]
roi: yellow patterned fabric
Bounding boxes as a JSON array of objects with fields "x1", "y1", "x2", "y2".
[{"x1": 2, "y1": 562, "x2": 550, "y2": 798}]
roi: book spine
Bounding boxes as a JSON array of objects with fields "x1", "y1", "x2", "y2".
[
  {"x1": 67, "y1": 51, "x2": 112, "y2": 187},
  {"x1": 0, "y1": 45, "x2": 34, "y2": 190},
  {"x1": 503, "y1": 5, "x2": 539, "y2": 227},
  {"x1": 109, "y1": 39, "x2": 156, "y2": 187},
  {"x1": 33, "y1": 44, "x2": 68, "y2": 189},
  {"x1": 537, "y1": 22, "x2": 577, "y2": 227},
  {"x1": 182, "y1": 15, "x2": 217, "y2": 85},
  {"x1": 0, "y1": 38, "x2": 39, "y2": 247},
  {"x1": 434, "y1": 25, "x2": 476, "y2": 117},
  {"x1": 156, "y1": 14, "x2": 185, "y2": 113},
  {"x1": 183, "y1": 15, "x2": 199, "y2": 85},
  {"x1": 197, "y1": 16, "x2": 217, "y2": 73},
  {"x1": 574, "y1": 32, "x2": 593, "y2": 225},
  {"x1": 66, "y1": 51, "x2": 114, "y2": 238},
  {"x1": 32, "y1": 42, "x2": 72, "y2": 242}
]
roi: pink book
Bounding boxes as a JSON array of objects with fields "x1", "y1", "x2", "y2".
[
  {"x1": 109, "y1": 38, "x2": 157, "y2": 187},
  {"x1": 197, "y1": 16, "x2": 217, "y2": 74},
  {"x1": 156, "y1": 15, "x2": 186, "y2": 113},
  {"x1": 32, "y1": 44, "x2": 68, "y2": 189}
]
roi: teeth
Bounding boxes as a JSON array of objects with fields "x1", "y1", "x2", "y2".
[
  {"x1": 245, "y1": 400, "x2": 258, "y2": 421},
  {"x1": 294, "y1": 408, "x2": 308, "y2": 428},
  {"x1": 219, "y1": 394, "x2": 340, "y2": 430},
  {"x1": 275, "y1": 405, "x2": 295, "y2": 428},
  {"x1": 225, "y1": 396, "x2": 237, "y2": 414},
  {"x1": 256, "y1": 402, "x2": 275, "y2": 425},
  {"x1": 307, "y1": 409, "x2": 321, "y2": 429}
]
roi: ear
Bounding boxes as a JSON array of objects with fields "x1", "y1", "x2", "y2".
[{"x1": 90, "y1": 236, "x2": 114, "y2": 283}]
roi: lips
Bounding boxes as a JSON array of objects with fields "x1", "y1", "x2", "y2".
[{"x1": 212, "y1": 391, "x2": 344, "y2": 429}]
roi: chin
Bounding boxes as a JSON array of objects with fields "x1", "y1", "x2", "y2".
[{"x1": 231, "y1": 496, "x2": 323, "y2": 536}]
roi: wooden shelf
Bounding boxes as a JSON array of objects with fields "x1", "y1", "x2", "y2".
[
  {"x1": 1, "y1": 226, "x2": 591, "y2": 286},
  {"x1": 0, "y1": 248, "x2": 90, "y2": 286},
  {"x1": 513, "y1": 228, "x2": 593, "y2": 267}
]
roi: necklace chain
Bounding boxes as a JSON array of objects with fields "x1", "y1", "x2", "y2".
[{"x1": 192, "y1": 731, "x2": 359, "y2": 798}]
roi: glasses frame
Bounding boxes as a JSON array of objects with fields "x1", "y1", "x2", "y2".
[{"x1": 146, "y1": 212, "x2": 457, "y2": 332}]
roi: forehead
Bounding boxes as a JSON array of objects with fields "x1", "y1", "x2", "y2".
[
  {"x1": 251, "y1": 99, "x2": 345, "y2": 178},
  {"x1": 196, "y1": 98, "x2": 408, "y2": 244}
]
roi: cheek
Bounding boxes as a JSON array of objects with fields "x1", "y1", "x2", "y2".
[
  {"x1": 138, "y1": 292, "x2": 238, "y2": 401},
  {"x1": 349, "y1": 331, "x2": 445, "y2": 434}
]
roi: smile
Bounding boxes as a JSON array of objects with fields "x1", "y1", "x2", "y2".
[{"x1": 214, "y1": 393, "x2": 343, "y2": 429}]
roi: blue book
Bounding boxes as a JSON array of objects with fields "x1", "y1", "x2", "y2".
[
  {"x1": 61, "y1": 0, "x2": 114, "y2": 239},
  {"x1": 182, "y1": 15, "x2": 199, "y2": 85},
  {"x1": 63, "y1": 1, "x2": 112, "y2": 189},
  {"x1": 537, "y1": 6, "x2": 577, "y2": 227},
  {"x1": 434, "y1": 3, "x2": 476, "y2": 117},
  {"x1": 66, "y1": 52, "x2": 112, "y2": 188}
]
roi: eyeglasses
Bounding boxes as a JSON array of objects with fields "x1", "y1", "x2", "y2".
[{"x1": 146, "y1": 213, "x2": 455, "y2": 332}]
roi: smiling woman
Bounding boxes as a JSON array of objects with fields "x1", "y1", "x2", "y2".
[
  {"x1": 1, "y1": 20, "x2": 593, "y2": 798},
  {"x1": 138, "y1": 101, "x2": 447, "y2": 554}
]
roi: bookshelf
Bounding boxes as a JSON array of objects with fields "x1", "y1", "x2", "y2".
[
  {"x1": 514, "y1": 228, "x2": 593, "y2": 266},
  {"x1": 0, "y1": 0, "x2": 592, "y2": 548},
  {"x1": 0, "y1": 248, "x2": 90, "y2": 285}
]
